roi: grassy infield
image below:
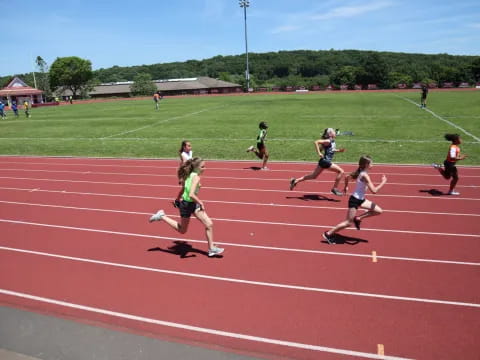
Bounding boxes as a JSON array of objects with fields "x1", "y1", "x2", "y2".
[{"x1": 0, "y1": 90, "x2": 479, "y2": 165}]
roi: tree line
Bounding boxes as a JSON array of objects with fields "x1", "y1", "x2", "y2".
[{"x1": 2, "y1": 50, "x2": 479, "y2": 98}]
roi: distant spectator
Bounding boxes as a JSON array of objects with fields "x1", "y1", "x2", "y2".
[
  {"x1": 12, "y1": 102, "x2": 18, "y2": 117},
  {"x1": 0, "y1": 102, "x2": 6, "y2": 120},
  {"x1": 69, "y1": 95, "x2": 73, "y2": 104},
  {"x1": 24, "y1": 100, "x2": 31, "y2": 118},
  {"x1": 421, "y1": 85, "x2": 428, "y2": 108},
  {"x1": 153, "y1": 92, "x2": 161, "y2": 110}
]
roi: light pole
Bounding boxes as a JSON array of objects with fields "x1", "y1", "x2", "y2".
[{"x1": 239, "y1": 0, "x2": 250, "y2": 92}]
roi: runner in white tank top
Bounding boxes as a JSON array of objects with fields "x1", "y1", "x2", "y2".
[{"x1": 323, "y1": 156, "x2": 387, "y2": 244}]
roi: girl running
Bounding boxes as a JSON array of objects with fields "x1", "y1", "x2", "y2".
[
  {"x1": 149, "y1": 157, "x2": 224, "y2": 257},
  {"x1": 432, "y1": 134, "x2": 467, "y2": 195},
  {"x1": 179, "y1": 140, "x2": 193, "y2": 164},
  {"x1": 246, "y1": 121, "x2": 269, "y2": 170},
  {"x1": 323, "y1": 155, "x2": 387, "y2": 244},
  {"x1": 290, "y1": 128, "x2": 345, "y2": 196}
]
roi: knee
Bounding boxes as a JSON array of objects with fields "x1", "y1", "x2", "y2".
[
  {"x1": 374, "y1": 206, "x2": 383, "y2": 215},
  {"x1": 177, "y1": 224, "x2": 188, "y2": 234},
  {"x1": 205, "y1": 221, "x2": 213, "y2": 231}
]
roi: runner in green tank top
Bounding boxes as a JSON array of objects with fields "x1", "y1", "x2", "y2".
[
  {"x1": 149, "y1": 157, "x2": 224, "y2": 257},
  {"x1": 246, "y1": 121, "x2": 269, "y2": 170}
]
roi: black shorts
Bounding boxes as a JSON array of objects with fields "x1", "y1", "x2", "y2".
[
  {"x1": 348, "y1": 195, "x2": 365, "y2": 209},
  {"x1": 179, "y1": 200, "x2": 200, "y2": 218},
  {"x1": 256, "y1": 142, "x2": 265, "y2": 151},
  {"x1": 318, "y1": 158, "x2": 332, "y2": 169},
  {"x1": 443, "y1": 160, "x2": 458, "y2": 179}
]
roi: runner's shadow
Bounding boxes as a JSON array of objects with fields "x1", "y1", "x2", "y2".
[
  {"x1": 148, "y1": 241, "x2": 211, "y2": 258},
  {"x1": 286, "y1": 194, "x2": 340, "y2": 202},
  {"x1": 419, "y1": 189, "x2": 444, "y2": 196},
  {"x1": 320, "y1": 234, "x2": 368, "y2": 245},
  {"x1": 244, "y1": 166, "x2": 262, "y2": 171}
]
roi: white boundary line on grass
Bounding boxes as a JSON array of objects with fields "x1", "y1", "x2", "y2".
[
  {"x1": 1, "y1": 246, "x2": 478, "y2": 308},
  {"x1": 0, "y1": 186, "x2": 479, "y2": 217},
  {"x1": 1, "y1": 219, "x2": 478, "y2": 265},
  {"x1": 397, "y1": 95, "x2": 480, "y2": 142},
  {"x1": 0, "y1": 288, "x2": 412, "y2": 360},
  {"x1": 100, "y1": 105, "x2": 226, "y2": 139}
]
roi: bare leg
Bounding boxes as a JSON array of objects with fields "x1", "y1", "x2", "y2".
[
  {"x1": 161, "y1": 215, "x2": 190, "y2": 234},
  {"x1": 326, "y1": 208, "x2": 357, "y2": 236},
  {"x1": 194, "y1": 209, "x2": 214, "y2": 250},
  {"x1": 356, "y1": 200, "x2": 383, "y2": 221},
  {"x1": 327, "y1": 163, "x2": 344, "y2": 190},
  {"x1": 261, "y1": 149, "x2": 269, "y2": 168},
  {"x1": 292, "y1": 166, "x2": 324, "y2": 187},
  {"x1": 448, "y1": 175, "x2": 459, "y2": 193}
]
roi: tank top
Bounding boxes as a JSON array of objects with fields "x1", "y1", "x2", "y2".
[
  {"x1": 352, "y1": 171, "x2": 367, "y2": 200},
  {"x1": 446, "y1": 144, "x2": 460, "y2": 163},
  {"x1": 182, "y1": 172, "x2": 200, "y2": 202},
  {"x1": 322, "y1": 139, "x2": 336, "y2": 161}
]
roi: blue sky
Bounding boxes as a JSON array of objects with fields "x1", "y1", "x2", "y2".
[{"x1": 1, "y1": 0, "x2": 479, "y2": 77}]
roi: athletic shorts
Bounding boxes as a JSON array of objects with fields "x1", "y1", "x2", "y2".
[
  {"x1": 256, "y1": 142, "x2": 265, "y2": 151},
  {"x1": 318, "y1": 158, "x2": 332, "y2": 169},
  {"x1": 179, "y1": 200, "x2": 200, "y2": 218},
  {"x1": 348, "y1": 195, "x2": 365, "y2": 209},
  {"x1": 443, "y1": 160, "x2": 458, "y2": 179}
]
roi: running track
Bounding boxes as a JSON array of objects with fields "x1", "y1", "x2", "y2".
[{"x1": 0, "y1": 156, "x2": 479, "y2": 360}]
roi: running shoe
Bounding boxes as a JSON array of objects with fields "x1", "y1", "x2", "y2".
[
  {"x1": 246, "y1": 145, "x2": 254, "y2": 152},
  {"x1": 353, "y1": 217, "x2": 361, "y2": 230},
  {"x1": 289, "y1": 178, "x2": 296, "y2": 190},
  {"x1": 208, "y1": 247, "x2": 225, "y2": 257},
  {"x1": 448, "y1": 191, "x2": 460, "y2": 195},
  {"x1": 260, "y1": 167, "x2": 269, "y2": 170},
  {"x1": 149, "y1": 209, "x2": 165, "y2": 222},
  {"x1": 322, "y1": 232, "x2": 335, "y2": 245},
  {"x1": 331, "y1": 188, "x2": 343, "y2": 196},
  {"x1": 432, "y1": 163, "x2": 442, "y2": 169}
]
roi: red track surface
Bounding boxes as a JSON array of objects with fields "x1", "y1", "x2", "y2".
[{"x1": 0, "y1": 156, "x2": 479, "y2": 360}]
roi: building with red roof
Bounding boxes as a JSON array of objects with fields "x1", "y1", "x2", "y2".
[{"x1": 0, "y1": 77, "x2": 44, "y2": 106}]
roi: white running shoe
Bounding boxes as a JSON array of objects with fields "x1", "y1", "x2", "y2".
[
  {"x1": 448, "y1": 191, "x2": 460, "y2": 196},
  {"x1": 149, "y1": 209, "x2": 165, "y2": 222},
  {"x1": 432, "y1": 163, "x2": 441, "y2": 169},
  {"x1": 246, "y1": 145, "x2": 254, "y2": 152},
  {"x1": 208, "y1": 247, "x2": 224, "y2": 257}
]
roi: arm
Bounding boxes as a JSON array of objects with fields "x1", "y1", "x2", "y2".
[
  {"x1": 314, "y1": 139, "x2": 329, "y2": 158},
  {"x1": 342, "y1": 174, "x2": 352, "y2": 194},
  {"x1": 188, "y1": 175, "x2": 205, "y2": 210},
  {"x1": 364, "y1": 173, "x2": 387, "y2": 194}
]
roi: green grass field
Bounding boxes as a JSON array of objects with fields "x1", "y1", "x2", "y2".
[{"x1": 1, "y1": 90, "x2": 479, "y2": 165}]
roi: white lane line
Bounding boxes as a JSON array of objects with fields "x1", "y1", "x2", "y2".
[
  {"x1": 1, "y1": 200, "x2": 479, "y2": 238},
  {"x1": 1, "y1": 219, "x2": 479, "y2": 266},
  {"x1": 0, "y1": 160, "x2": 479, "y2": 176},
  {"x1": 0, "y1": 176, "x2": 479, "y2": 201},
  {"x1": 0, "y1": 289, "x2": 412, "y2": 360},
  {"x1": 0, "y1": 186, "x2": 478, "y2": 217},
  {"x1": 1, "y1": 246, "x2": 479, "y2": 308},
  {"x1": 0, "y1": 168, "x2": 478, "y2": 188},
  {"x1": 101, "y1": 105, "x2": 226, "y2": 139},
  {"x1": 397, "y1": 96, "x2": 480, "y2": 142}
]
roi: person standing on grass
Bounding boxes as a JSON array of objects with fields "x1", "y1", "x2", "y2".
[
  {"x1": 149, "y1": 157, "x2": 224, "y2": 257},
  {"x1": 153, "y1": 92, "x2": 161, "y2": 110},
  {"x1": 432, "y1": 134, "x2": 467, "y2": 196},
  {"x1": 323, "y1": 155, "x2": 387, "y2": 244},
  {"x1": 23, "y1": 100, "x2": 31, "y2": 118},
  {"x1": 11, "y1": 102, "x2": 19, "y2": 117},
  {"x1": 421, "y1": 84, "x2": 428, "y2": 108},
  {"x1": 290, "y1": 127, "x2": 345, "y2": 196},
  {"x1": 0, "y1": 102, "x2": 6, "y2": 120},
  {"x1": 246, "y1": 121, "x2": 269, "y2": 170}
]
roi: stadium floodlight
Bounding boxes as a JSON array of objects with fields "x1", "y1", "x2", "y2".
[{"x1": 239, "y1": 0, "x2": 250, "y2": 92}]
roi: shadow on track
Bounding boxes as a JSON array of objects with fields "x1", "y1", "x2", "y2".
[
  {"x1": 320, "y1": 234, "x2": 369, "y2": 245},
  {"x1": 148, "y1": 241, "x2": 215, "y2": 258},
  {"x1": 286, "y1": 194, "x2": 340, "y2": 202},
  {"x1": 419, "y1": 189, "x2": 444, "y2": 196}
]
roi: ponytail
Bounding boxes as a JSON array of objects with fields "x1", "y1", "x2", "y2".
[
  {"x1": 177, "y1": 157, "x2": 203, "y2": 182},
  {"x1": 350, "y1": 155, "x2": 372, "y2": 179},
  {"x1": 179, "y1": 140, "x2": 189, "y2": 155},
  {"x1": 444, "y1": 134, "x2": 459, "y2": 143}
]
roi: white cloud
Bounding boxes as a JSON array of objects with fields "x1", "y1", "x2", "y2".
[{"x1": 311, "y1": 1, "x2": 394, "y2": 20}]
